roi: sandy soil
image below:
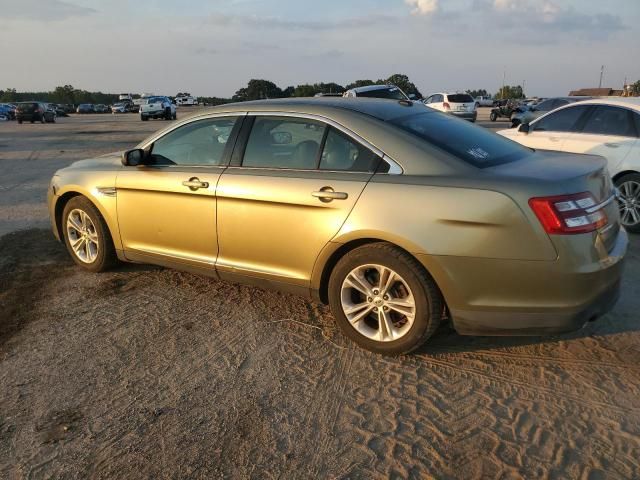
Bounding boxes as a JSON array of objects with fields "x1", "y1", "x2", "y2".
[{"x1": 0, "y1": 111, "x2": 639, "y2": 479}]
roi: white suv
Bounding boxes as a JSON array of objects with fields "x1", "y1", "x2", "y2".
[
  {"x1": 423, "y1": 93, "x2": 477, "y2": 122},
  {"x1": 140, "y1": 96, "x2": 177, "y2": 121}
]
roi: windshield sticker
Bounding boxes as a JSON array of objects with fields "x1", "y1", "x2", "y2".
[{"x1": 467, "y1": 147, "x2": 489, "y2": 160}]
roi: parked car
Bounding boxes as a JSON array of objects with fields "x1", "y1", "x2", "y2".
[
  {"x1": 16, "y1": 102, "x2": 56, "y2": 123},
  {"x1": 498, "y1": 97, "x2": 640, "y2": 232},
  {"x1": 140, "y1": 96, "x2": 177, "y2": 121},
  {"x1": 111, "y1": 102, "x2": 127, "y2": 113},
  {"x1": 475, "y1": 95, "x2": 494, "y2": 107},
  {"x1": 76, "y1": 104, "x2": 95, "y2": 114},
  {"x1": 343, "y1": 84, "x2": 413, "y2": 101},
  {"x1": 510, "y1": 97, "x2": 590, "y2": 128},
  {"x1": 423, "y1": 93, "x2": 477, "y2": 122},
  {"x1": 175, "y1": 94, "x2": 198, "y2": 106},
  {"x1": 94, "y1": 104, "x2": 110, "y2": 113},
  {"x1": 47, "y1": 98, "x2": 626, "y2": 354},
  {"x1": 0, "y1": 103, "x2": 16, "y2": 120},
  {"x1": 49, "y1": 104, "x2": 69, "y2": 117}
]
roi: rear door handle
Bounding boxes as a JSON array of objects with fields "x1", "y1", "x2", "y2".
[
  {"x1": 182, "y1": 177, "x2": 209, "y2": 191},
  {"x1": 312, "y1": 187, "x2": 348, "y2": 202}
]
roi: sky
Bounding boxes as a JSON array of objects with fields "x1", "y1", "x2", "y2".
[{"x1": 1, "y1": 0, "x2": 639, "y2": 98}]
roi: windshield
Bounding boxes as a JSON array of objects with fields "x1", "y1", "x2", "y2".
[
  {"x1": 358, "y1": 87, "x2": 407, "y2": 101},
  {"x1": 147, "y1": 97, "x2": 164, "y2": 103},
  {"x1": 390, "y1": 111, "x2": 533, "y2": 168}
]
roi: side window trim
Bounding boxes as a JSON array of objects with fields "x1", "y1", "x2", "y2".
[{"x1": 245, "y1": 111, "x2": 403, "y2": 174}]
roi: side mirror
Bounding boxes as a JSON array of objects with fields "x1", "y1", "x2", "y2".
[
  {"x1": 518, "y1": 123, "x2": 530, "y2": 134},
  {"x1": 122, "y1": 148, "x2": 145, "y2": 166},
  {"x1": 271, "y1": 131, "x2": 292, "y2": 145}
]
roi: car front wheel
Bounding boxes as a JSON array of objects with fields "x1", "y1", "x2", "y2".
[
  {"x1": 328, "y1": 243, "x2": 443, "y2": 355},
  {"x1": 615, "y1": 173, "x2": 640, "y2": 233},
  {"x1": 489, "y1": 111, "x2": 497, "y2": 121},
  {"x1": 62, "y1": 196, "x2": 118, "y2": 272}
]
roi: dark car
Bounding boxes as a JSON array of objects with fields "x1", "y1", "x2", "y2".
[
  {"x1": 50, "y1": 104, "x2": 69, "y2": 117},
  {"x1": 16, "y1": 102, "x2": 56, "y2": 124},
  {"x1": 510, "y1": 96, "x2": 591, "y2": 128},
  {"x1": 76, "y1": 104, "x2": 95, "y2": 114}
]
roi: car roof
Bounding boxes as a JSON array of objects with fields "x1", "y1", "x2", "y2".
[
  {"x1": 203, "y1": 97, "x2": 425, "y2": 122},
  {"x1": 567, "y1": 97, "x2": 640, "y2": 111}
]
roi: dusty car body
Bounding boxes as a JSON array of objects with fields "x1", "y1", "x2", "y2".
[{"x1": 48, "y1": 98, "x2": 627, "y2": 354}]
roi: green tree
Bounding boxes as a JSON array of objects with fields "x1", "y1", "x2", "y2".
[
  {"x1": 232, "y1": 79, "x2": 283, "y2": 101},
  {"x1": 466, "y1": 89, "x2": 489, "y2": 98},
  {"x1": 345, "y1": 79, "x2": 378, "y2": 90},
  {"x1": 0, "y1": 88, "x2": 17, "y2": 102},
  {"x1": 51, "y1": 85, "x2": 76, "y2": 104},
  {"x1": 631, "y1": 80, "x2": 640, "y2": 96},
  {"x1": 496, "y1": 85, "x2": 525, "y2": 99},
  {"x1": 382, "y1": 74, "x2": 422, "y2": 98},
  {"x1": 293, "y1": 84, "x2": 317, "y2": 97}
]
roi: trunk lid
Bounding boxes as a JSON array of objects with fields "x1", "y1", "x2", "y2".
[{"x1": 490, "y1": 150, "x2": 620, "y2": 251}]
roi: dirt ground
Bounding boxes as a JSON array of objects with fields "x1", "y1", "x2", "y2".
[{"x1": 1, "y1": 110, "x2": 639, "y2": 479}]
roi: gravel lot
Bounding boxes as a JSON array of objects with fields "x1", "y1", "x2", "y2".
[{"x1": 1, "y1": 108, "x2": 639, "y2": 479}]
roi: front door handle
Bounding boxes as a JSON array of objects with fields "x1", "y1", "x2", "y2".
[
  {"x1": 312, "y1": 187, "x2": 348, "y2": 202},
  {"x1": 182, "y1": 177, "x2": 209, "y2": 191}
]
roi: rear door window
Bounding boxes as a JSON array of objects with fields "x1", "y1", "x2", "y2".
[
  {"x1": 581, "y1": 106, "x2": 638, "y2": 137},
  {"x1": 242, "y1": 116, "x2": 326, "y2": 169},
  {"x1": 390, "y1": 111, "x2": 532, "y2": 168},
  {"x1": 319, "y1": 128, "x2": 381, "y2": 172},
  {"x1": 532, "y1": 105, "x2": 590, "y2": 133}
]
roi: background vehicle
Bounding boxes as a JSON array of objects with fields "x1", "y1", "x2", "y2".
[
  {"x1": 489, "y1": 99, "x2": 522, "y2": 122},
  {"x1": 76, "y1": 104, "x2": 95, "y2": 114},
  {"x1": 52, "y1": 104, "x2": 70, "y2": 117},
  {"x1": 343, "y1": 84, "x2": 412, "y2": 101},
  {"x1": 510, "y1": 96, "x2": 590, "y2": 128},
  {"x1": 94, "y1": 104, "x2": 109, "y2": 113},
  {"x1": 140, "y1": 96, "x2": 176, "y2": 121},
  {"x1": 118, "y1": 93, "x2": 133, "y2": 102},
  {"x1": 48, "y1": 98, "x2": 626, "y2": 355},
  {"x1": 475, "y1": 95, "x2": 494, "y2": 107},
  {"x1": 0, "y1": 103, "x2": 16, "y2": 120},
  {"x1": 423, "y1": 92, "x2": 477, "y2": 122},
  {"x1": 175, "y1": 93, "x2": 198, "y2": 106},
  {"x1": 16, "y1": 102, "x2": 56, "y2": 123},
  {"x1": 498, "y1": 97, "x2": 640, "y2": 231}
]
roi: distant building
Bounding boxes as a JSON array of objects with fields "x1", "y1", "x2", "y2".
[{"x1": 569, "y1": 88, "x2": 623, "y2": 96}]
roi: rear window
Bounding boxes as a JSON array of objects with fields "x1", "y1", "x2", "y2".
[
  {"x1": 17, "y1": 103, "x2": 38, "y2": 112},
  {"x1": 358, "y1": 88, "x2": 406, "y2": 101},
  {"x1": 447, "y1": 94, "x2": 474, "y2": 103},
  {"x1": 390, "y1": 111, "x2": 532, "y2": 168},
  {"x1": 148, "y1": 97, "x2": 164, "y2": 103}
]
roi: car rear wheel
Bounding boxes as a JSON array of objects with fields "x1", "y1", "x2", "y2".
[
  {"x1": 328, "y1": 243, "x2": 443, "y2": 355},
  {"x1": 615, "y1": 173, "x2": 640, "y2": 233},
  {"x1": 62, "y1": 196, "x2": 118, "y2": 272}
]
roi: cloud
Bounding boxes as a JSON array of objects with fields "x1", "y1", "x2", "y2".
[
  {"x1": 0, "y1": 0, "x2": 95, "y2": 21},
  {"x1": 405, "y1": 0, "x2": 439, "y2": 16},
  {"x1": 206, "y1": 13, "x2": 396, "y2": 30}
]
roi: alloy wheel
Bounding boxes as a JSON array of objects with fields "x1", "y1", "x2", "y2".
[
  {"x1": 340, "y1": 264, "x2": 416, "y2": 342},
  {"x1": 618, "y1": 180, "x2": 640, "y2": 228},
  {"x1": 66, "y1": 208, "x2": 99, "y2": 263}
]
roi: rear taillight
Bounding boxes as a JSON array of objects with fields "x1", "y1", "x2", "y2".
[
  {"x1": 443, "y1": 102, "x2": 450, "y2": 110},
  {"x1": 529, "y1": 192, "x2": 607, "y2": 235}
]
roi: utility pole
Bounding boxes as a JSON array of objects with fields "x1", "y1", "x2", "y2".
[
  {"x1": 599, "y1": 65, "x2": 605, "y2": 88},
  {"x1": 501, "y1": 67, "x2": 506, "y2": 99}
]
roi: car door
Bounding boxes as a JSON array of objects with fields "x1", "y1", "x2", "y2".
[
  {"x1": 116, "y1": 115, "x2": 242, "y2": 269},
  {"x1": 562, "y1": 105, "x2": 638, "y2": 176},
  {"x1": 215, "y1": 113, "x2": 386, "y2": 289},
  {"x1": 517, "y1": 104, "x2": 591, "y2": 151}
]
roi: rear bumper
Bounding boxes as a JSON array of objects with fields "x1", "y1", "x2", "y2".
[{"x1": 417, "y1": 228, "x2": 627, "y2": 336}]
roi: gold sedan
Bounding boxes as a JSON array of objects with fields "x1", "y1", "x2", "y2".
[{"x1": 48, "y1": 98, "x2": 627, "y2": 354}]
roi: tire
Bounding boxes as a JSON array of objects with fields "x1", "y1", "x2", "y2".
[
  {"x1": 614, "y1": 173, "x2": 640, "y2": 234},
  {"x1": 40, "y1": 114, "x2": 46, "y2": 124},
  {"x1": 511, "y1": 119, "x2": 520, "y2": 128},
  {"x1": 165, "y1": 108, "x2": 172, "y2": 120},
  {"x1": 62, "y1": 196, "x2": 118, "y2": 272},
  {"x1": 18, "y1": 120, "x2": 23, "y2": 124},
  {"x1": 51, "y1": 115, "x2": 56, "y2": 123},
  {"x1": 489, "y1": 111, "x2": 497, "y2": 122},
  {"x1": 141, "y1": 115, "x2": 148, "y2": 121},
  {"x1": 172, "y1": 112, "x2": 177, "y2": 120},
  {"x1": 328, "y1": 243, "x2": 443, "y2": 355}
]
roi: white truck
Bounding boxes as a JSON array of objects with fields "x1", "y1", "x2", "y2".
[
  {"x1": 474, "y1": 95, "x2": 495, "y2": 107},
  {"x1": 140, "y1": 96, "x2": 176, "y2": 121},
  {"x1": 175, "y1": 93, "x2": 198, "y2": 106}
]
